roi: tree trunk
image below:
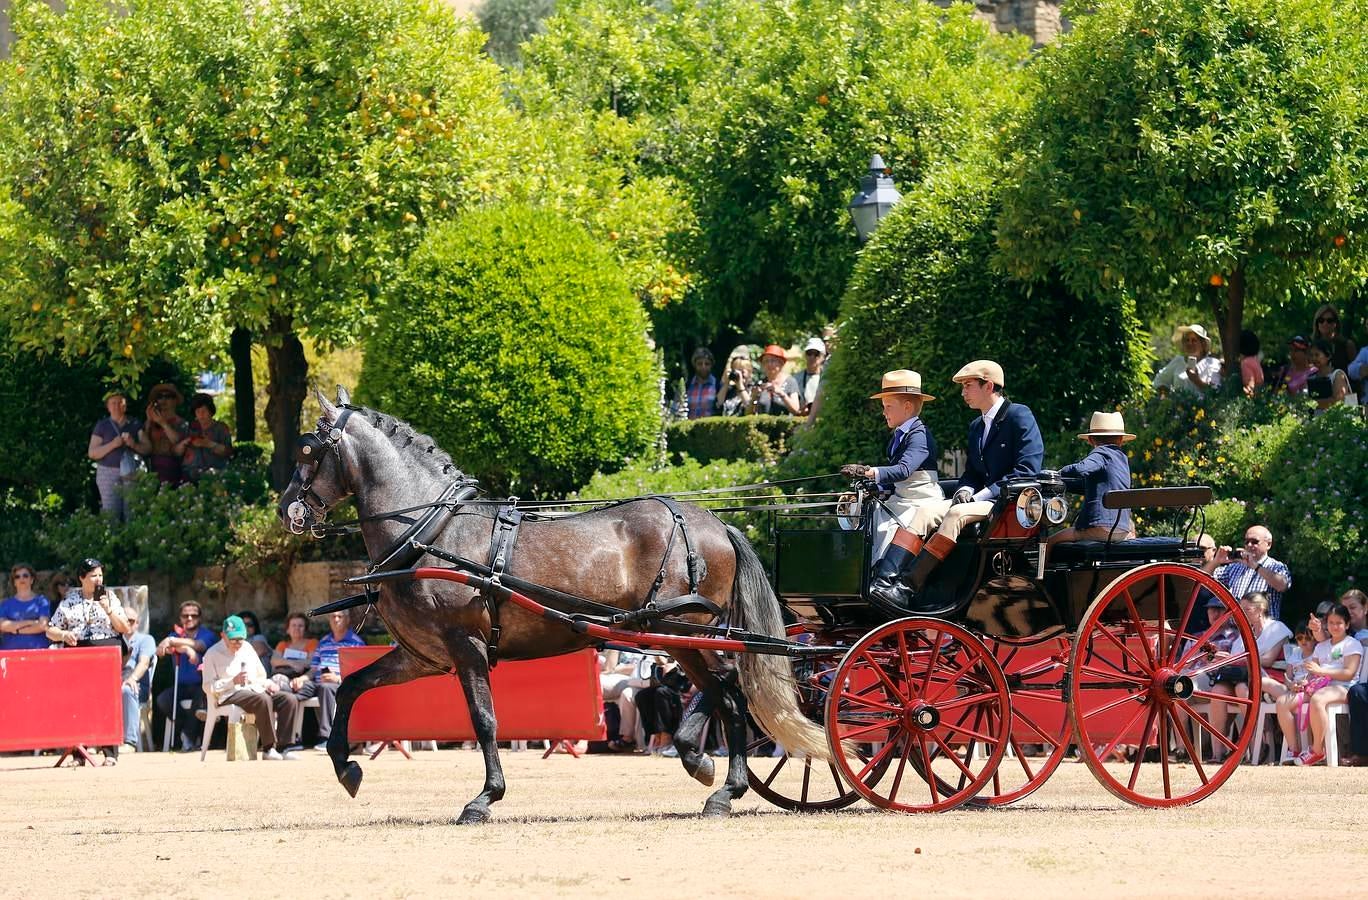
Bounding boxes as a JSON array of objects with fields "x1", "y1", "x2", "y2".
[
  {"x1": 264, "y1": 319, "x2": 309, "y2": 491},
  {"x1": 229, "y1": 327, "x2": 255, "y2": 444},
  {"x1": 1210, "y1": 265, "x2": 1246, "y2": 373}
]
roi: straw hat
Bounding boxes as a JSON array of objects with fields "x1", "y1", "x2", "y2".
[
  {"x1": 869, "y1": 370, "x2": 935, "y2": 401},
  {"x1": 1175, "y1": 324, "x2": 1211, "y2": 348},
  {"x1": 952, "y1": 360, "x2": 1005, "y2": 388},
  {"x1": 1078, "y1": 411, "x2": 1136, "y2": 443}
]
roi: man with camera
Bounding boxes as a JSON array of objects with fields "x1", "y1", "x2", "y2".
[{"x1": 1202, "y1": 524, "x2": 1292, "y2": 620}]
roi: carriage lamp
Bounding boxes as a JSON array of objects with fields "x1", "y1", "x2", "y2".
[
  {"x1": 1016, "y1": 487, "x2": 1044, "y2": 529},
  {"x1": 1044, "y1": 495, "x2": 1068, "y2": 525},
  {"x1": 847, "y1": 153, "x2": 902, "y2": 243}
]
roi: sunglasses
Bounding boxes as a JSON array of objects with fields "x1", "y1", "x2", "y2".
[
  {"x1": 12, "y1": 572, "x2": 33, "y2": 580},
  {"x1": 180, "y1": 612, "x2": 201, "y2": 619},
  {"x1": 1317, "y1": 316, "x2": 1338, "y2": 324}
]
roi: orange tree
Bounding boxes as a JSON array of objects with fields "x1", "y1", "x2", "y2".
[
  {"x1": 996, "y1": 0, "x2": 1368, "y2": 369},
  {"x1": 0, "y1": 0, "x2": 517, "y2": 488}
]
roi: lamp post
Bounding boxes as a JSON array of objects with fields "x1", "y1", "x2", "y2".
[{"x1": 847, "y1": 153, "x2": 902, "y2": 243}]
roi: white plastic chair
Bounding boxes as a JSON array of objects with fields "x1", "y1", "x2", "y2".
[
  {"x1": 200, "y1": 691, "x2": 253, "y2": 761},
  {"x1": 291, "y1": 695, "x2": 322, "y2": 746},
  {"x1": 1249, "y1": 700, "x2": 1279, "y2": 765},
  {"x1": 1325, "y1": 701, "x2": 1350, "y2": 767}
]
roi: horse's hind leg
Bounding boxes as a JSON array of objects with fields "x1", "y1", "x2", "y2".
[
  {"x1": 670, "y1": 650, "x2": 718, "y2": 787},
  {"x1": 328, "y1": 646, "x2": 439, "y2": 798},
  {"x1": 444, "y1": 632, "x2": 505, "y2": 825}
]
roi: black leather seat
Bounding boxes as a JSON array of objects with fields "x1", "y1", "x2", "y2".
[{"x1": 1049, "y1": 535, "x2": 1196, "y2": 565}]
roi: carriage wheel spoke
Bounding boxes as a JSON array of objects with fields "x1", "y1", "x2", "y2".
[
  {"x1": 1127, "y1": 705, "x2": 1159, "y2": 791},
  {"x1": 915, "y1": 733, "x2": 940, "y2": 805},
  {"x1": 1156, "y1": 576, "x2": 1167, "y2": 664},
  {"x1": 1167, "y1": 580, "x2": 1205, "y2": 666},
  {"x1": 1076, "y1": 663, "x2": 1150, "y2": 687},
  {"x1": 839, "y1": 717, "x2": 900, "y2": 743},
  {"x1": 1121, "y1": 588, "x2": 1155, "y2": 668},
  {"x1": 1080, "y1": 689, "x2": 1151, "y2": 721},
  {"x1": 920, "y1": 633, "x2": 945, "y2": 697},
  {"x1": 1089, "y1": 696, "x2": 1151, "y2": 763},
  {"x1": 838, "y1": 689, "x2": 903, "y2": 715},
  {"x1": 886, "y1": 733, "x2": 912, "y2": 805},
  {"x1": 861, "y1": 651, "x2": 910, "y2": 706},
  {"x1": 1090, "y1": 624, "x2": 1153, "y2": 675},
  {"x1": 926, "y1": 655, "x2": 980, "y2": 704},
  {"x1": 761, "y1": 753, "x2": 789, "y2": 789},
  {"x1": 856, "y1": 733, "x2": 902, "y2": 782},
  {"x1": 1157, "y1": 708, "x2": 1172, "y2": 799},
  {"x1": 1173, "y1": 698, "x2": 1238, "y2": 752},
  {"x1": 1165, "y1": 706, "x2": 1210, "y2": 786}
]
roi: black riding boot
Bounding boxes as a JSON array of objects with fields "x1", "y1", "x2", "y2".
[{"x1": 869, "y1": 545, "x2": 917, "y2": 609}]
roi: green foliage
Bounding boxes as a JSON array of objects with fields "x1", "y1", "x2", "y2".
[
  {"x1": 358, "y1": 204, "x2": 659, "y2": 495},
  {"x1": 229, "y1": 503, "x2": 306, "y2": 583},
  {"x1": 997, "y1": 0, "x2": 1368, "y2": 361},
  {"x1": 524, "y1": 0, "x2": 1034, "y2": 348},
  {"x1": 0, "y1": 489, "x2": 63, "y2": 569},
  {"x1": 788, "y1": 156, "x2": 1151, "y2": 477},
  {"x1": 477, "y1": 0, "x2": 558, "y2": 67},
  {"x1": 665, "y1": 415, "x2": 798, "y2": 465}
]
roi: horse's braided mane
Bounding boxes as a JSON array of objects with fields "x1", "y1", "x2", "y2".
[{"x1": 322, "y1": 405, "x2": 463, "y2": 479}]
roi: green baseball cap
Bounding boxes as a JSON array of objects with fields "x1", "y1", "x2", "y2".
[{"x1": 222, "y1": 615, "x2": 248, "y2": 639}]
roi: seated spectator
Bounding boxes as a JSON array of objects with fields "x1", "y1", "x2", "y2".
[
  {"x1": 202, "y1": 615, "x2": 300, "y2": 760},
  {"x1": 1272, "y1": 335, "x2": 1316, "y2": 397},
  {"x1": 685, "y1": 348, "x2": 718, "y2": 420},
  {"x1": 155, "y1": 600, "x2": 217, "y2": 752},
  {"x1": 751, "y1": 344, "x2": 802, "y2": 415},
  {"x1": 1312, "y1": 303, "x2": 1356, "y2": 373},
  {"x1": 235, "y1": 609, "x2": 272, "y2": 672},
  {"x1": 1307, "y1": 338, "x2": 1356, "y2": 409},
  {"x1": 120, "y1": 606, "x2": 157, "y2": 753},
  {"x1": 1341, "y1": 589, "x2": 1368, "y2": 641},
  {"x1": 1205, "y1": 592, "x2": 1291, "y2": 762},
  {"x1": 1152, "y1": 324, "x2": 1222, "y2": 396},
  {"x1": 1277, "y1": 601, "x2": 1361, "y2": 766},
  {"x1": 635, "y1": 658, "x2": 691, "y2": 756},
  {"x1": 716, "y1": 346, "x2": 755, "y2": 416},
  {"x1": 0, "y1": 562, "x2": 51, "y2": 651},
  {"x1": 177, "y1": 392, "x2": 233, "y2": 480},
  {"x1": 1047, "y1": 411, "x2": 1135, "y2": 552},
  {"x1": 271, "y1": 611, "x2": 318, "y2": 678},
  {"x1": 599, "y1": 648, "x2": 648, "y2": 752},
  {"x1": 44, "y1": 557, "x2": 132, "y2": 764},
  {"x1": 1237, "y1": 329, "x2": 1264, "y2": 397},
  {"x1": 291, "y1": 610, "x2": 365, "y2": 751}
]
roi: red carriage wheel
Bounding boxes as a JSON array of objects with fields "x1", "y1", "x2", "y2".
[
  {"x1": 1068, "y1": 562, "x2": 1260, "y2": 808},
  {"x1": 746, "y1": 646, "x2": 891, "y2": 811},
  {"x1": 973, "y1": 635, "x2": 1072, "y2": 807},
  {"x1": 824, "y1": 617, "x2": 1011, "y2": 813}
]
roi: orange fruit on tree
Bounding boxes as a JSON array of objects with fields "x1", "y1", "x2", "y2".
[{"x1": 1209, "y1": 273, "x2": 1224, "y2": 287}]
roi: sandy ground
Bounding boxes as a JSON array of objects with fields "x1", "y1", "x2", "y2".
[{"x1": 3, "y1": 747, "x2": 1364, "y2": 898}]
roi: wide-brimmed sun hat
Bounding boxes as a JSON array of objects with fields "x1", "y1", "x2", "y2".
[
  {"x1": 1078, "y1": 411, "x2": 1136, "y2": 443},
  {"x1": 952, "y1": 360, "x2": 1005, "y2": 388},
  {"x1": 1175, "y1": 324, "x2": 1211, "y2": 347},
  {"x1": 870, "y1": 370, "x2": 935, "y2": 401}
]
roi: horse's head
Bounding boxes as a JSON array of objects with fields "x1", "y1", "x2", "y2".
[{"x1": 279, "y1": 386, "x2": 359, "y2": 537}]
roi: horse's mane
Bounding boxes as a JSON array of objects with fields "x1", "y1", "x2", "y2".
[{"x1": 323, "y1": 405, "x2": 464, "y2": 480}]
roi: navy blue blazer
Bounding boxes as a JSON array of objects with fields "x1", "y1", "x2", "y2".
[
  {"x1": 875, "y1": 417, "x2": 938, "y2": 490},
  {"x1": 960, "y1": 399, "x2": 1044, "y2": 501},
  {"x1": 1059, "y1": 443, "x2": 1133, "y2": 533}
]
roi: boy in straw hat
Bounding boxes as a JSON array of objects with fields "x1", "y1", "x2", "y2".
[
  {"x1": 1046, "y1": 411, "x2": 1136, "y2": 551},
  {"x1": 874, "y1": 360, "x2": 1042, "y2": 610},
  {"x1": 839, "y1": 371, "x2": 943, "y2": 589}
]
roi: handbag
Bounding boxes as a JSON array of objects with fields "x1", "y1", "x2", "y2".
[{"x1": 119, "y1": 449, "x2": 146, "y2": 479}]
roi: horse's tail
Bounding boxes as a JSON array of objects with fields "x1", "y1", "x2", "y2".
[{"x1": 726, "y1": 525, "x2": 834, "y2": 764}]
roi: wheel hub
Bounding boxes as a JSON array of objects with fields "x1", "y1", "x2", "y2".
[
  {"x1": 1153, "y1": 668, "x2": 1194, "y2": 702},
  {"x1": 905, "y1": 702, "x2": 940, "y2": 731}
]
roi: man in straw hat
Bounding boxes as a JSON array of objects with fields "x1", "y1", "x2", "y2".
[
  {"x1": 874, "y1": 360, "x2": 1042, "y2": 609},
  {"x1": 839, "y1": 371, "x2": 943, "y2": 592},
  {"x1": 1046, "y1": 411, "x2": 1136, "y2": 551}
]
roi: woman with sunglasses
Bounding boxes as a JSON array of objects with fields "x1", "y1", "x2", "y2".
[
  {"x1": 44, "y1": 558, "x2": 132, "y2": 764},
  {"x1": 0, "y1": 563, "x2": 51, "y2": 651},
  {"x1": 1312, "y1": 304, "x2": 1356, "y2": 373}
]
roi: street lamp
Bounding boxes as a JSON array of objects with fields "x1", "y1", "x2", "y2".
[{"x1": 847, "y1": 153, "x2": 902, "y2": 243}]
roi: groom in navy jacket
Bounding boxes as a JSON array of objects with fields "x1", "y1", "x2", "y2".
[{"x1": 871, "y1": 359, "x2": 1043, "y2": 609}]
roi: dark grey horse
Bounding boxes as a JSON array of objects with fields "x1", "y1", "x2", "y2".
[{"x1": 277, "y1": 388, "x2": 831, "y2": 822}]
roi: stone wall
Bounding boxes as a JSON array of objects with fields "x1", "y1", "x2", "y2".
[{"x1": 937, "y1": 0, "x2": 1069, "y2": 47}]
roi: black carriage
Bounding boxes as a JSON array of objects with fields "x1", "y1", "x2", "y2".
[{"x1": 752, "y1": 472, "x2": 1261, "y2": 812}]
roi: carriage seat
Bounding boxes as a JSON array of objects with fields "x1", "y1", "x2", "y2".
[{"x1": 1049, "y1": 535, "x2": 1196, "y2": 565}]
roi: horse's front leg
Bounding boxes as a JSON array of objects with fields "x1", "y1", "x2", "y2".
[
  {"x1": 328, "y1": 646, "x2": 439, "y2": 798},
  {"x1": 445, "y1": 632, "x2": 505, "y2": 825}
]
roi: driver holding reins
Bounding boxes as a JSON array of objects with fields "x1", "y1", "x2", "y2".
[
  {"x1": 840, "y1": 370, "x2": 943, "y2": 598},
  {"x1": 872, "y1": 359, "x2": 1043, "y2": 609}
]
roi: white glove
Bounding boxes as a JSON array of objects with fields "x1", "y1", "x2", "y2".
[{"x1": 952, "y1": 486, "x2": 974, "y2": 505}]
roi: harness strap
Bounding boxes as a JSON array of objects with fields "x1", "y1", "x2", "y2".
[{"x1": 479, "y1": 502, "x2": 524, "y2": 668}]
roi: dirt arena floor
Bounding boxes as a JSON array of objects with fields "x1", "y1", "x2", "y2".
[{"x1": 4, "y1": 747, "x2": 1365, "y2": 898}]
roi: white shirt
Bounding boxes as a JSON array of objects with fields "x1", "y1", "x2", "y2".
[
  {"x1": 1311, "y1": 636, "x2": 1364, "y2": 686},
  {"x1": 970, "y1": 397, "x2": 1007, "y2": 502},
  {"x1": 202, "y1": 638, "x2": 273, "y2": 704}
]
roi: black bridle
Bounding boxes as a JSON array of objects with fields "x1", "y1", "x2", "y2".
[{"x1": 285, "y1": 404, "x2": 358, "y2": 537}]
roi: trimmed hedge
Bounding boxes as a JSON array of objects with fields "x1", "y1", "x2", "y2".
[
  {"x1": 785, "y1": 156, "x2": 1151, "y2": 478},
  {"x1": 359, "y1": 204, "x2": 659, "y2": 496},
  {"x1": 665, "y1": 414, "x2": 799, "y2": 465}
]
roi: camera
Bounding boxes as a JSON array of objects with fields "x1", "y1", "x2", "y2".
[
  {"x1": 728, "y1": 371, "x2": 740, "y2": 384},
  {"x1": 1225, "y1": 547, "x2": 1245, "y2": 562}
]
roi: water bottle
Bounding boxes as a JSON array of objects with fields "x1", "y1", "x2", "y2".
[{"x1": 1286, "y1": 644, "x2": 1306, "y2": 685}]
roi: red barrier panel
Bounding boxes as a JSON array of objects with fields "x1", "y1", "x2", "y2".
[
  {"x1": 0, "y1": 648, "x2": 122, "y2": 752},
  {"x1": 341, "y1": 647, "x2": 605, "y2": 742}
]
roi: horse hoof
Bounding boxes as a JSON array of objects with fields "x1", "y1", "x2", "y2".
[
  {"x1": 457, "y1": 804, "x2": 491, "y2": 825},
  {"x1": 701, "y1": 795, "x2": 732, "y2": 819},
  {"x1": 338, "y1": 762, "x2": 363, "y2": 798},
  {"x1": 684, "y1": 755, "x2": 716, "y2": 787}
]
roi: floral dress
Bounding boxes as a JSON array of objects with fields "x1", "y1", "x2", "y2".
[{"x1": 47, "y1": 589, "x2": 124, "y2": 641}]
